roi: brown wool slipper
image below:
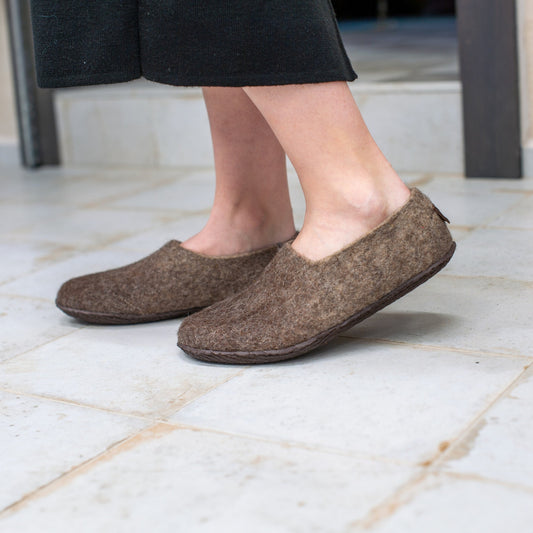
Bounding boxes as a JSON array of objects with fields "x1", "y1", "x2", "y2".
[
  {"x1": 178, "y1": 188, "x2": 456, "y2": 364},
  {"x1": 56, "y1": 239, "x2": 290, "y2": 324}
]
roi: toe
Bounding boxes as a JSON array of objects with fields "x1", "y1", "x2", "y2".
[{"x1": 56, "y1": 274, "x2": 93, "y2": 311}]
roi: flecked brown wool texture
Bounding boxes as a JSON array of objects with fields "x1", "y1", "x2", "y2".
[
  {"x1": 56, "y1": 241, "x2": 281, "y2": 324},
  {"x1": 178, "y1": 188, "x2": 455, "y2": 357}
]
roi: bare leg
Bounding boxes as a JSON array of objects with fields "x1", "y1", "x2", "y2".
[
  {"x1": 243, "y1": 82, "x2": 411, "y2": 260},
  {"x1": 182, "y1": 87, "x2": 296, "y2": 256}
]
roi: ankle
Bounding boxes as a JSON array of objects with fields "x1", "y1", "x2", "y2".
[
  {"x1": 292, "y1": 178, "x2": 410, "y2": 261},
  {"x1": 309, "y1": 175, "x2": 408, "y2": 224},
  {"x1": 182, "y1": 205, "x2": 296, "y2": 256}
]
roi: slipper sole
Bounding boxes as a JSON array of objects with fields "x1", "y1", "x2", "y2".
[
  {"x1": 56, "y1": 305, "x2": 204, "y2": 325},
  {"x1": 178, "y1": 242, "x2": 456, "y2": 364}
]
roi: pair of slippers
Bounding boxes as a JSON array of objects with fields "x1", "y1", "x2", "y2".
[{"x1": 57, "y1": 188, "x2": 455, "y2": 364}]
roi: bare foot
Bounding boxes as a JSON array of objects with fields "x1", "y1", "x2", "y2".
[
  {"x1": 182, "y1": 207, "x2": 296, "y2": 256},
  {"x1": 291, "y1": 180, "x2": 411, "y2": 261}
]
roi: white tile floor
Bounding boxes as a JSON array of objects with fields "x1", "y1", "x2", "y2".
[{"x1": 1, "y1": 167, "x2": 532, "y2": 532}]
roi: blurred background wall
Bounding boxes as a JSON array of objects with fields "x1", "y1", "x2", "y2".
[{"x1": 1, "y1": 0, "x2": 532, "y2": 176}]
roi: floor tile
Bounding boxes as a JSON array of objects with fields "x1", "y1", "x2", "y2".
[
  {"x1": 171, "y1": 339, "x2": 524, "y2": 464},
  {"x1": 442, "y1": 366, "x2": 533, "y2": 488},
  {"x1": 55, "y1": 166, "x2": 185, "y2": 183},
  {"x1": 108, "y1": 169, "x2": 306, "y2": 224},
  {"x1": 109, "y1": 214, "x2": 210, "y2": 253},
  {"x1": 0, "y1": 171, "x2": 176, "y2": 208},
  {"x1": 0, "y1": 323, "x2": 242, "y2": 418},
  {"x1": 345, "y1": 275, "x2": 533, "y2": 357},
  {"x1": 0, "y1": 296, "x2": 81, "y2": 362},
  {"x1": 417, "y1": 183, "x2": 523, "y2": 227},
  {"x1": 421, "y1": 174, "x2": 533, "y2": 195},
  {"x1": 0, "y1": 424, "x2": 415, "y2": 533},
  {"x1": 8, "y1": 206, "x2": 175, "y2": 249},
  {"x1": 447, "y1": 226, "x2": 473, "y2": 242},
  {"x1": 365, "y1": 475, "x2": 533, "y2": 533},
  {"x1": 0, "y1": 391, "x2": 147, "y2": 512},
  {"x1": 0, "y1": 240, "x2": 72, "y2": 285},
  {"x1": 107, "y1": 170, "x2": 215, "y2": 213},
  {"x1": 2, "y1": 164, "x2": 533, "y2": 530},
  {"x1": 488, "y1": 194, "x2": 533, "y2": 229},
  {"x1": 443, "y1": 227, "x2": 533, "y2": 281},
  {"x1": 0, "y1": 203, "x2": 73, "y2": 237},
  {"x1": 0, "y1": 166, "x2": 89, "y2": 191}
]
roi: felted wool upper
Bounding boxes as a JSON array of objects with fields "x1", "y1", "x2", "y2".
[
  {"x1": 56, "y1": 240, "x2": 280, "y2": 322},
  {"x1": 178, "y1": 189, "x2": 455, "y2": 353}
]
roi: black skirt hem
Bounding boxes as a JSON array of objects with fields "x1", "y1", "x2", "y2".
[
  {"x1": 143, "y1": 69, "x2": 358, "y2": 88},
  {"x1": 37, "y1": 71, "x2": 142, "y2": 89},
  {"x1": 37, "y1": 69, "x2": 358, "y2": 89}
]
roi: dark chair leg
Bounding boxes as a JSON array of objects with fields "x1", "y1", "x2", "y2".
[
  {"x1": 457, "y1": 0, "x2": 522, "y2": 178},
  {"x1": 6, "y1": 0, "x2": 59, "y2": 168}
]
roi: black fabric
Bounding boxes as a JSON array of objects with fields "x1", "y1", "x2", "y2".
[{"x1": 30, "y1": 0, "x2": 357, "y2": 88}]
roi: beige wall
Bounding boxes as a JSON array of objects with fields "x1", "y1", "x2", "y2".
[{"x1": 0, "y1": 0, "x2": 17, "y2": 142}]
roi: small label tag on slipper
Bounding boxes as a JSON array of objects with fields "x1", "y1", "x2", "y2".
[{"x1": 432, "y1": 204, "x2": 450, "y2": 223}]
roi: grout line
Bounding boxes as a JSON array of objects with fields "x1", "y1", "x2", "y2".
[
  {"x1": 430, "y1": 362, "x2": 533, "y2": 470},
  {"x1": 0, "y1": 419, "x2": 415, "y2": 520},
  {"x1": 338, "y1": 335, "x2": 533, "y2": 361},
  {"x1": 7, "y1": 363, "x2": 528, "y2": 484},
  {"x1": 0, "y1": 362, "x2": 453, "y2": 472},
  {"x1": 431, "y1": 272, "x2": 533, "y2": 286},
  {"x1": 82, "y1": 206, "x2": 211, "y2": 216},
  {"x1": 347, "y1": 363, "x2": 533, "y2": 530},
  {"x1": 0, "y1": 387, "x2": 155, "y2": 423},
  {"x1": 0, "y1": 213, "x2": 210, "y2": 288},
  {"x1": 439, "y1": 470, "x2": 533, "y2": 495},
  {"x1": 351, "y1": 467, "x2": 533, "y2": 531},
  {"x1": 479, "y1": 194, "x2": 533, "y2": 228},
  {"x1": 449, "y1": 224, "x2": 476, "y2": 231},
  {"x1": 453, "y1": 201, "x2": 531, "y2": 234},
  {"x1": 419, "y1": 363, "x2": 532, "y2": 471},
  {"x1": 0, "y1": 366, "x2": 252, "y2": 426},
  {"x1": 0, "y1": 423, "x2": 160, "y2": 517},
  {"x1": 1, "y1": 388, "x2": 428, "y2": 475},
  {"x1": 349, "y1": 470, "x2": 430, "y2": 530},
  {"x1": 79, "y1": 176, "x2": 185, "y2": 209},
  {"x1": 0, "y1": 328, "x2": 87, "y2": 365},
  {"x1": 157, "y1": 366, "x2": 249, "y2": 419},
  {"x1": 0, "y1": 292, "x2": 52, "y2": 303},
  {"x1": 490, "y1": 188, "x2": 533, "y2": 195},
  {"x1": 405, "y1": 173, "x2": 434, "y2": 188},
  {"x1": 485, "y1": 224, "x2": 533, "y2": 231},
  {"x1": 155, "y1": 420, "x2": 417, "y2": 469},
  {"x1": 0, "y1": 173, "x2": 182, "y2": 209}
]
